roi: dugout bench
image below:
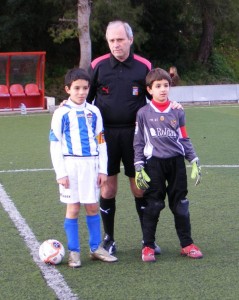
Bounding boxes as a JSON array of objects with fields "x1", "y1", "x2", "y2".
[{"x1": 0, "y1": 52, "x2": 46, "y2": 110}]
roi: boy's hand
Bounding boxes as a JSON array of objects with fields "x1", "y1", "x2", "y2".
[
  {"x1": 57, "y1": 176, "x2": 70, "y2": 188},
  {"x1": 97, "y1": 173, "x2": 107, "y2": 187},
  {"x1": 135, "y1": 165, "x2": 151, "y2": 190},
  {"x1": 191, "y1": 160, "x2": 201, "y2": 186}
]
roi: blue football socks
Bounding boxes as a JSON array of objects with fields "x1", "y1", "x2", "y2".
[
  {"x1": 86, "y1": 214, "x2": 101, "y2": 252},
  {"x1": 64, "y1": 218, "x2": 80, "y2": 252}
]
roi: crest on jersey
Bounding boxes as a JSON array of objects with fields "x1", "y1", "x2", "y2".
[
  {"x1": 160, "y1": 116, "x2": 165, "y2": 121},
  {"x1": 170, "y1": 119, "x2": 177, "y2": 127},
  {"x1": 86, "y1": 113, "x2": 93, "y2": 125}
]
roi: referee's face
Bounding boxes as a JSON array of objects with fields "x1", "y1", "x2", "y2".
[
  {"x1": 106, "y1": 24, "x2": 133, "y2": 62},
  {"x1": 65, "y1": 79, "x2": 90, "y2": 105}
]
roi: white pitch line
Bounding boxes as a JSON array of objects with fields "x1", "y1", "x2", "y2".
[
  {"x1": 0, "y1": 184, "x2": 79, "y2": 300},
  {"x1": 0, "y1": 168, "x2": 53, "y2": 173},
  {"x1": 0, "y1": 164, "x2": 239, "y2": 174},
  {"x1": 199, "y1": 165, "x2": 239, "y2": 168}
]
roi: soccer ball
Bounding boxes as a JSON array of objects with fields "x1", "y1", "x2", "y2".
[{"x1": 39, "y1": 239, "x2": 65, "y2": 265}]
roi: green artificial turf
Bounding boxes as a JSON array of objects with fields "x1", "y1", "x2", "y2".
[{"x1": 0, "y1": 107, "x2": 238, "y2": 300}]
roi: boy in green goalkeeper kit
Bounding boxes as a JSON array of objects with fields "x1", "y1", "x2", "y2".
[{"x1": 134, "y1": 68, "x2": 203, "y2": 262}]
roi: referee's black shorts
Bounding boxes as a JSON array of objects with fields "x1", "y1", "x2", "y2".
[{"x1": 104, "y1": 126, "x2": 135, "y2": 177}]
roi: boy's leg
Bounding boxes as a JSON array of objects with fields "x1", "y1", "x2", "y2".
[
  {"x1": 141, "y1": 198, "x2": 163, "y2": 262},
  {"x1": 64, "y1": 217, "x2": 80, "y2": 252},
  {"x1": 142, "y1": 199, "x2": 164, "y2": 249},
  {"x1": 85, "y1": 205, "x2": 118, "y2": 263},
  {"x1": 85, "y1": 213, "x2": 101, "y2": 251},
  {"x1": 64, "y1": 203, "x2": 81, "y2": 252},
  {"x1": 167, "y1": 156, "x2": 193, "y2": 247},
  {"x1": 173, "y1": 199, "x2": 193, "y2": 247},
  {"x1": 64, "y1": 215, "x2": 81, "y2": 268},
  {"x1": 172, "y1": 201, "x2": 203, "y2": 258},
  {"x1": 142, "y1": 158, "x2": 166, "y2": 249}
]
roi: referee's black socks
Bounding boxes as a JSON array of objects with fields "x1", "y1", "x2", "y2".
[{"x1": 99, "y1": 196, "x2": 116, "y2": 240}]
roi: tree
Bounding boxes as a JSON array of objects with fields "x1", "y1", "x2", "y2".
[
  {"x1": 196, "y1": 0, "x2": 216, "y2": 64},
  {"x1": 196, "y1": 0, "x2": 239, "y2": 64},
  {"x1": 48, "y1": 0, "x2": 146, "y2": 64},
  {"x1": 77, "y1": 0, "x2": 91, "y2": 69}
]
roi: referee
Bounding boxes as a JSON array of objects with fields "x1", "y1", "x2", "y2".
[{"x1": 87, "y1": 20, "x2": 180, "y2": 255}]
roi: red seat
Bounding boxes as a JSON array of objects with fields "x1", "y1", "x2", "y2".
[
  {"x1": 25, "y1": 83, "x2": 40, "y2": 96},
  {"x1": 10, "y1": 84, "x2": 25, "y2": 96},
  {"x1": 0, "y1": 85, "x2": 10, "y2": 97}
]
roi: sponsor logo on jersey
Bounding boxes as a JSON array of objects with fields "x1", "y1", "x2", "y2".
[
  {"x1": 102, "y1": 86, "x2": 109, "y2": 94},
  {"x1": 77, "y1": 113, "x2": 85, "y2": 118},
  {"x1": 149, "y1": 118, "x2": 159, "y2": 122},
  {"x1": 150, "y1": 127, "x2": 176, "y2": 137},
  {"x1": 150, "y1": 128, "x2": 157, "y2": 136}
]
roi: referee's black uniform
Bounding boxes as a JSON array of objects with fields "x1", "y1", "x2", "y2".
[{"x1": 88, "y1": 51, "x2": 151, "y2": 177}]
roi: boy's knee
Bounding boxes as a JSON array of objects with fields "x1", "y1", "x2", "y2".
[
  {"x1": 145, "y1": 200, "x2": 165, "y2": 217},
  {"x1": 174, "y1": 199, "x2": 189, "y2": 216}
]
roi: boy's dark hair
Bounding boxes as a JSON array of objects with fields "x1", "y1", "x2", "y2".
[
  {"x1": 146, "y1": 68, "x2": 172, "y2": 88},
  {"x1": 65, "y1": 68, "x2": 91, "y2": 87}
]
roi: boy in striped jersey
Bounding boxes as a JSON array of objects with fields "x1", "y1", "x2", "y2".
[
  {"x1": 49, "y1": 68, "x2": 117, "y2": 267},
  {"x1": 134, "y1": 68, "x2": 203, "y2": 262}
]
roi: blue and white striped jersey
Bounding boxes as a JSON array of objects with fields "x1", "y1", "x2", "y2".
[{"x1": 49, "y1": 99, "x2": 107, "y2": 179}]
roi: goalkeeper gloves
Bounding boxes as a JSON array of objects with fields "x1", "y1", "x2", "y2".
[
  {"x1": 135, "y1": 165, "x2": 151, "y2": 190},
  {"x1": 191, "y1": 159, "x2": 201, "y2": 186}
]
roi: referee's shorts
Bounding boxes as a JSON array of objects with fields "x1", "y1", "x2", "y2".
[{"x1": 104, "y1": 126, "x2": 135, "y2": 178}]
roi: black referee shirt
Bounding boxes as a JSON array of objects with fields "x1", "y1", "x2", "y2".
[{"x1": 87, "y1": 51, "x2": 151, "y2": 127}]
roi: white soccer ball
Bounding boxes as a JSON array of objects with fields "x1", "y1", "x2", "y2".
[{"x1": 39, "y1": 239, "x2": 65, "y2": 265}]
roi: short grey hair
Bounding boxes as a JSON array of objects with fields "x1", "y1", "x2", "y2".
[{"x1": 105, "y1": 20, "x2": 133, "y2": 40}]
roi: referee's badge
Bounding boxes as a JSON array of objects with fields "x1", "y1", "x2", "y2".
[{"x1": 132, "y1": 86, "x2": 139, "y2": 96}]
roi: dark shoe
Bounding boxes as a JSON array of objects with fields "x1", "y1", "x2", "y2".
[
  {"x1": 101, "y1": 234, "x2": 116, "y2": 255},
  {"x1": 154, "y1": 242, "x2": 161, "y2": 255}
]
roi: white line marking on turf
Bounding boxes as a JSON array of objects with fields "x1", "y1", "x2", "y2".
[
  {"x1": 198, "y1": 165, "x2": 239, "y2": 168},
  {"x1": 0, "y1": 168, "x2": 53, "y2": 173},
  {"x1": 0, "y1": 164, "x2": 238, "y2": 174},
  {"x1": 0, "y1": 184, "x2": 79, "y2": 300}
]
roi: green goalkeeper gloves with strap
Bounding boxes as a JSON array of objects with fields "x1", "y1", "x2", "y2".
[
  {"x1": 191, "y1": 159, "x2": 202, "y2": 186},
  {"x1": 135, "y1": 165, "x2": 151, "y2": 190}
]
